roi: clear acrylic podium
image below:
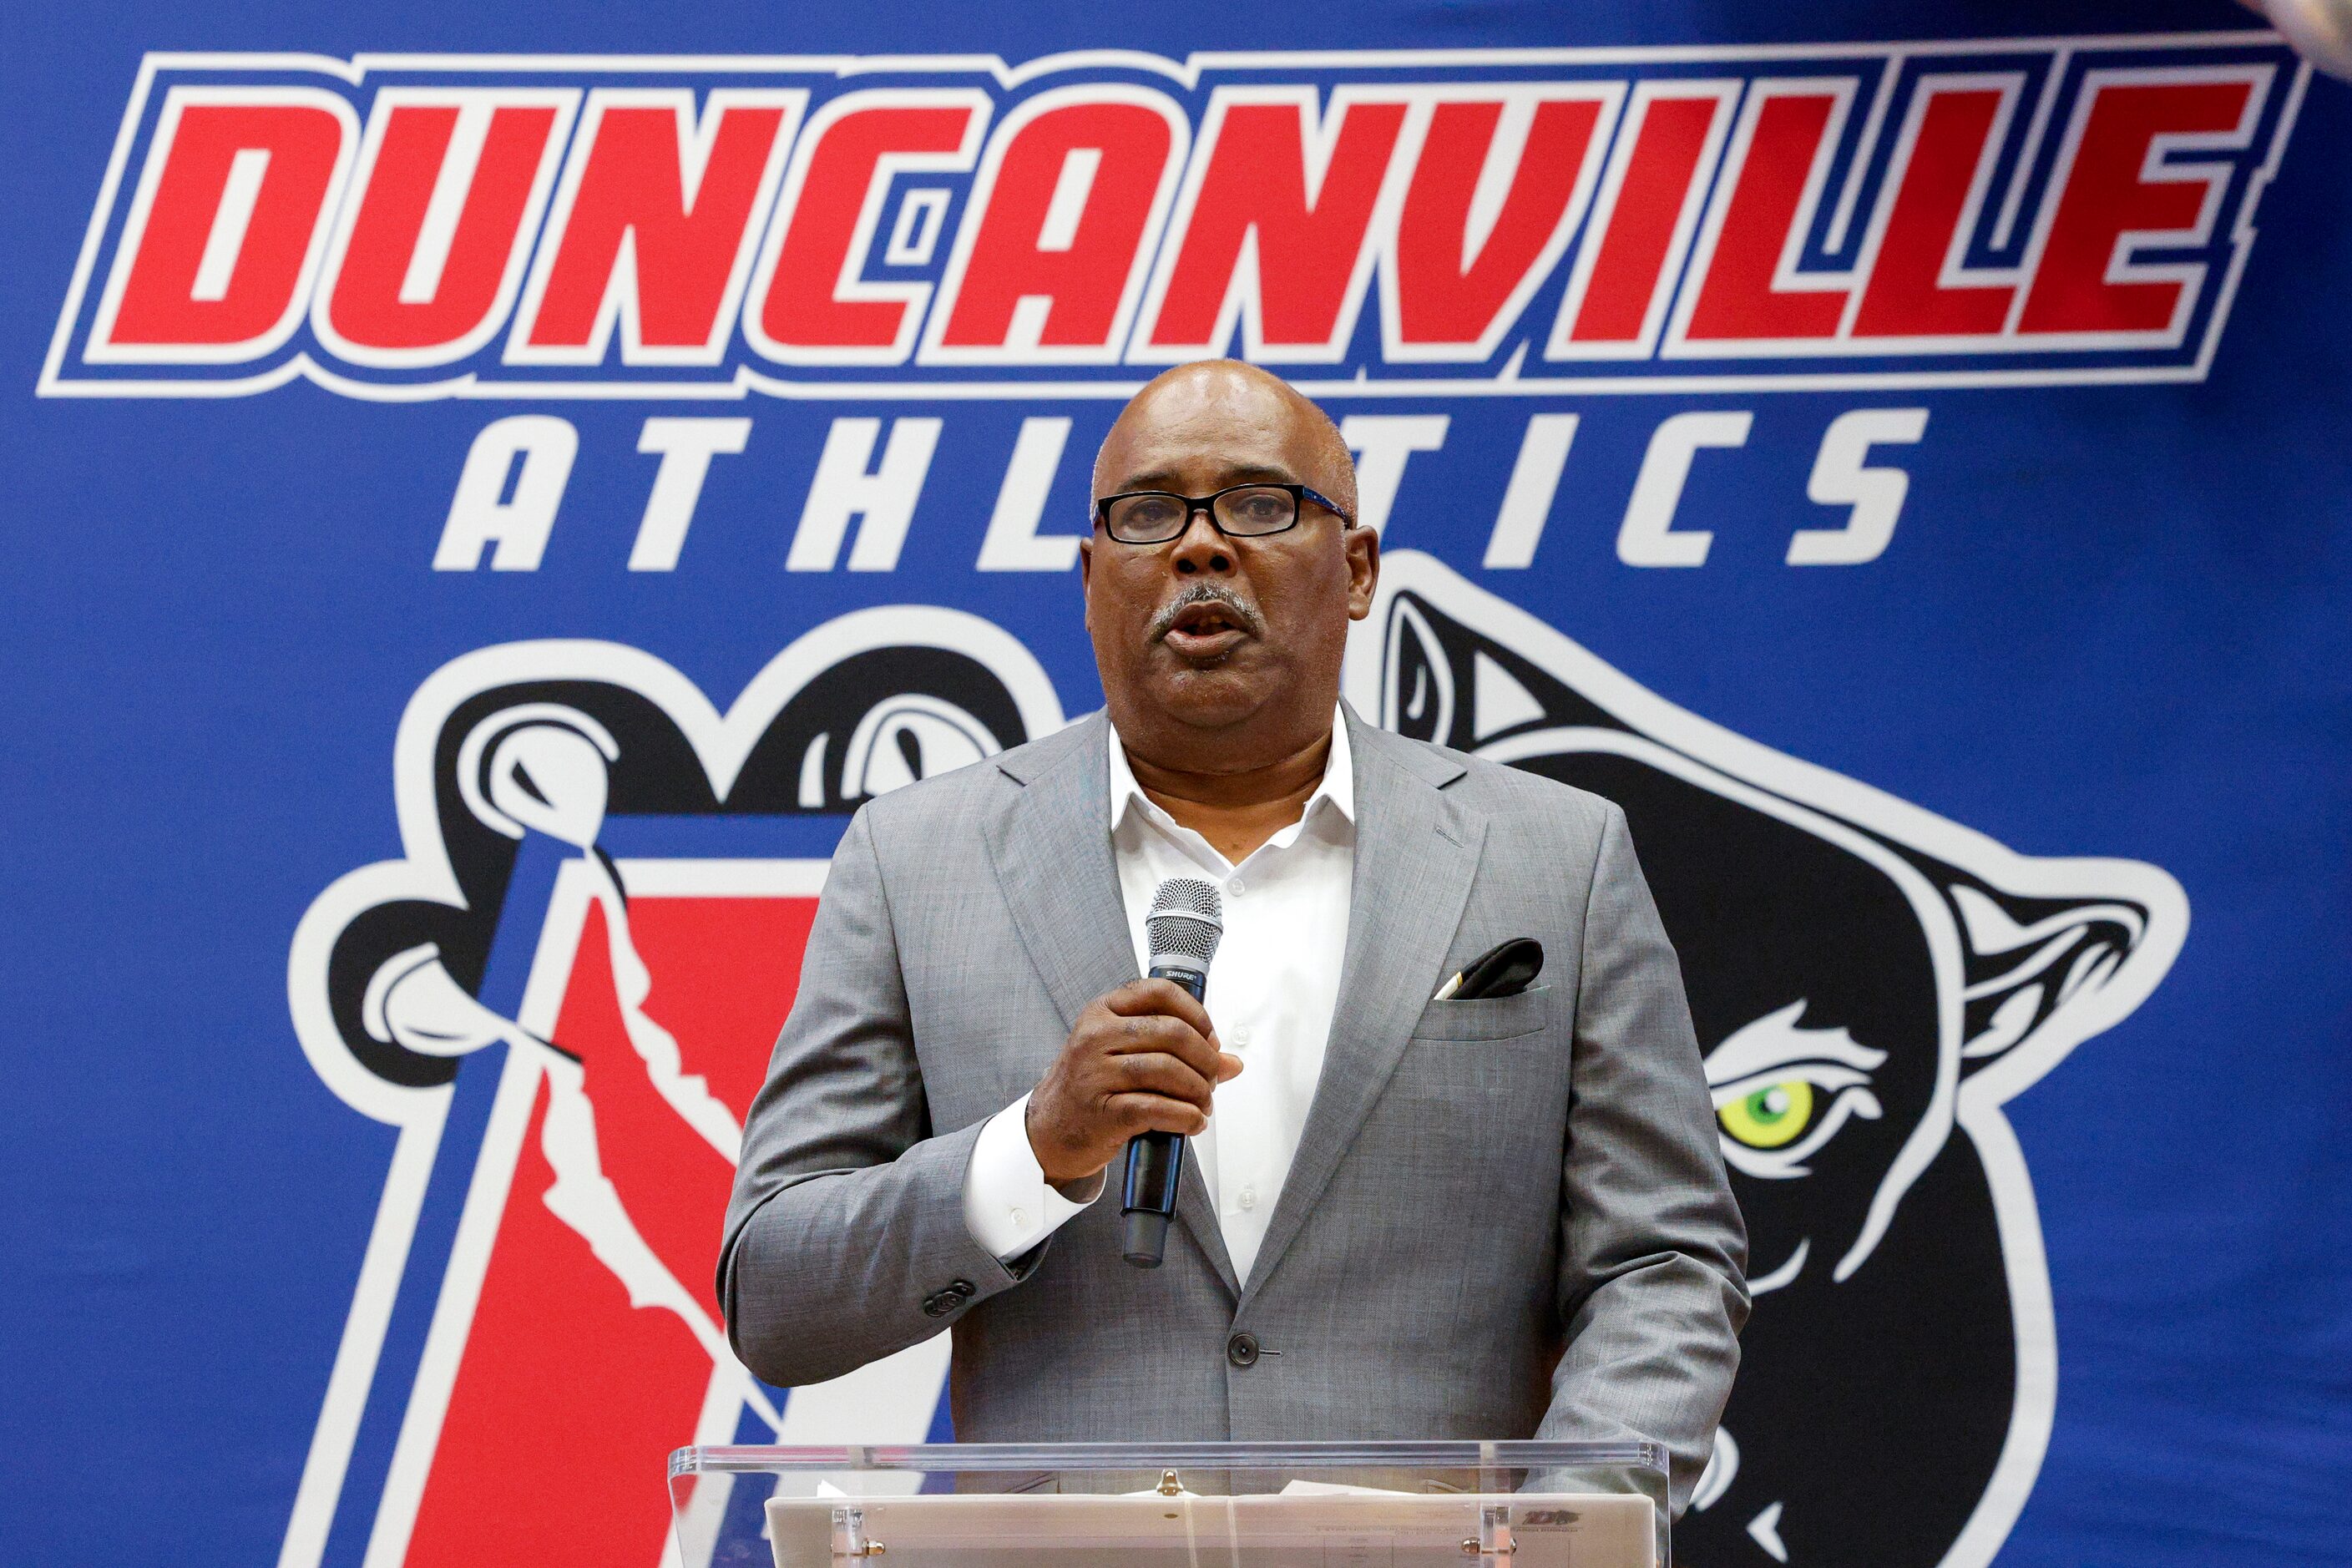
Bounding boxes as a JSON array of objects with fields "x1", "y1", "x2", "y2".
[{"x1": 668, "y1": 1442, "x2": 1668, "y2": 1568}]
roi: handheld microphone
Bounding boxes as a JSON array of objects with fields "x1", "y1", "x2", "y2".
[{"x1": 1124, "y1": 877, "x2": 1224, "y2": 1267}]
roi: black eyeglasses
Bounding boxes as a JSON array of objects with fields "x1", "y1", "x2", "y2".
[{"x1": 1093, "y1": 483, "x2": 1354, "y2": 544}]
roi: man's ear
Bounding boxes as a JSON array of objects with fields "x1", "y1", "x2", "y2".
[
  {"x1": 1077, "y1": 534, "x2": 1095, "y2": 630},
  {"x1": 1344, "y1": 525, "x2": 1380, "y2": 620}
]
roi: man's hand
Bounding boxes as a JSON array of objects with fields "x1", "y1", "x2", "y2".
[{"x1": 1026, "y1": 979, "x2": 1243, "y2": 1190}]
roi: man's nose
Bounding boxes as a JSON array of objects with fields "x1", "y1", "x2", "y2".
[{"x1": 1169, "y1": 504, "x2": 1234, "y2": 576}]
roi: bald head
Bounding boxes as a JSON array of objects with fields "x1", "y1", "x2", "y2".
[
  {"x1": 1078, "y1": 358, "x2": 1378, "y2": 780},
  {"x1": 1093, "y1": 359, "x2": 1358, "y2": 521}
]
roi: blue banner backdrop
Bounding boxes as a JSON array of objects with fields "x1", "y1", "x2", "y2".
[{"x1": 3, "y1": 4, "x2": 2347, "y2": 1567}]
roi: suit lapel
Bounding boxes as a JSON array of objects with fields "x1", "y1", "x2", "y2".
[
  {"x1": 985, "y1": 714, "x2": 1133, "y2": 1033},
  {"x1": 1239, "y1": 709, "x2": 1485, "y2": 1305},
  {"x1": 1172, "y1": 1145, "x2": 1237, "y2": 1296},
  {"x1": 984, "y1": 711, "x2": 1242, "y2": 1297}
]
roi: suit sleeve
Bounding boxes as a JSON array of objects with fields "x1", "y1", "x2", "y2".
[
  {"x1": 718, "y1": 804, "x2": 1040, "y2": 1388},
  {"x1": 1536, "y1": 801, "x2": 1750, "y2": 1517}
]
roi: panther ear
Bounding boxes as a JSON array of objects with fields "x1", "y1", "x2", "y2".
[
  {"x1": 1935, "y1": 869, "x2": 2186, "y2": 1100},
  {"x1": 1380, "y1": 594, "x2": 1459, "y2": 744},
  {"x1": 1372, "y1": 587, "x2": 1596, "y2": 748}
]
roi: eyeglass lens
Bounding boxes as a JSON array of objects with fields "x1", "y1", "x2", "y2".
[{"x1": 1105, "y1": 486, "x2": 1298, "y2": 543}]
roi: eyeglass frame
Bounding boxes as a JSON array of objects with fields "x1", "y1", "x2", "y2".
[{"x1": 1090, "y1": 482, "x2": 1356, "y2": 544}]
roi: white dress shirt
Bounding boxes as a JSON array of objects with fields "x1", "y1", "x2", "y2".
[{"x1": 961, "y1": 708, "x2": 1356, "y2": 1284}]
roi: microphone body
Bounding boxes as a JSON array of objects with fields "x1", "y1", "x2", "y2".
[{"x1": 1124, "y1": 878, "x2": 1224, "y2": 1267}]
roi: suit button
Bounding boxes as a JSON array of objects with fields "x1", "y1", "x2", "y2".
[
  {"x1": 947, "y1": 1279, "x2": 974, "y2": 1298},
  {"x1": 921, "y1": 1294, "x2": 948, "y2": 1318},
  {"x1": 1227, "y1": 1333, "x2": 1260, "y2": 1368}
]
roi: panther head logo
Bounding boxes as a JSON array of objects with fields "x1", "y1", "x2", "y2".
[
  {"x1": 288, "y1": 568, "x2": 2183, "y2": 1568},
  {"x1": 1343, "y1": 552, "x2": 2188, "y2": 1568}
]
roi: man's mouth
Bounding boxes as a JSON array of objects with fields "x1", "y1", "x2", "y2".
[{"x1": 1159, "y1": 597, "x2": 1254, "y2": 659}]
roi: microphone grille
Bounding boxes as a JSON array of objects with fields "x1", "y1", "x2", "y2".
[{"x1": 1146, "y1": 877, "x2": 1225, "y2": 971}]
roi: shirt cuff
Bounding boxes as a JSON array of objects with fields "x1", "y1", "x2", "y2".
[{"x1": 962, "y1": 1092, "x2": 1103, "y2": 1262}]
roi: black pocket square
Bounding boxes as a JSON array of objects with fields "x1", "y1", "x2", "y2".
[{"x1": 1436, "y1": 937, "x2": 1544, "y2": 1000}]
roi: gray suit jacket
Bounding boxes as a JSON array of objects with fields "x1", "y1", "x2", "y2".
[{"x1": 721, "y1": 706, "x2": 1747, "y2": 1511}]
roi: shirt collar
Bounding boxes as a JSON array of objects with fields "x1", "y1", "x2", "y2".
[{"x1": 1107, "y1": 703, "x2": 1355, "y2": 834}]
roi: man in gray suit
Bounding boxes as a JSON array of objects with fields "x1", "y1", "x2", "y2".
[{"x1": 722, "y1": 360, "x2": 1747, "y2": 1513}]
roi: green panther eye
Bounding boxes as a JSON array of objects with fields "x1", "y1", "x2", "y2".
[{"x1": 1718, "y1": 1080, "x2": 1816, "y2": 1149}]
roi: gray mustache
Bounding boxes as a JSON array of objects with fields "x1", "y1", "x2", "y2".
[{"x1": 1151, "y1": 584, "x2": 1263, "y2": 640}]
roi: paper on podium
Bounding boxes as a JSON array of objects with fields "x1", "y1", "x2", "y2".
[{"x1": 766, "y1": 1488, "x2": 1654, "y2": 1568}]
